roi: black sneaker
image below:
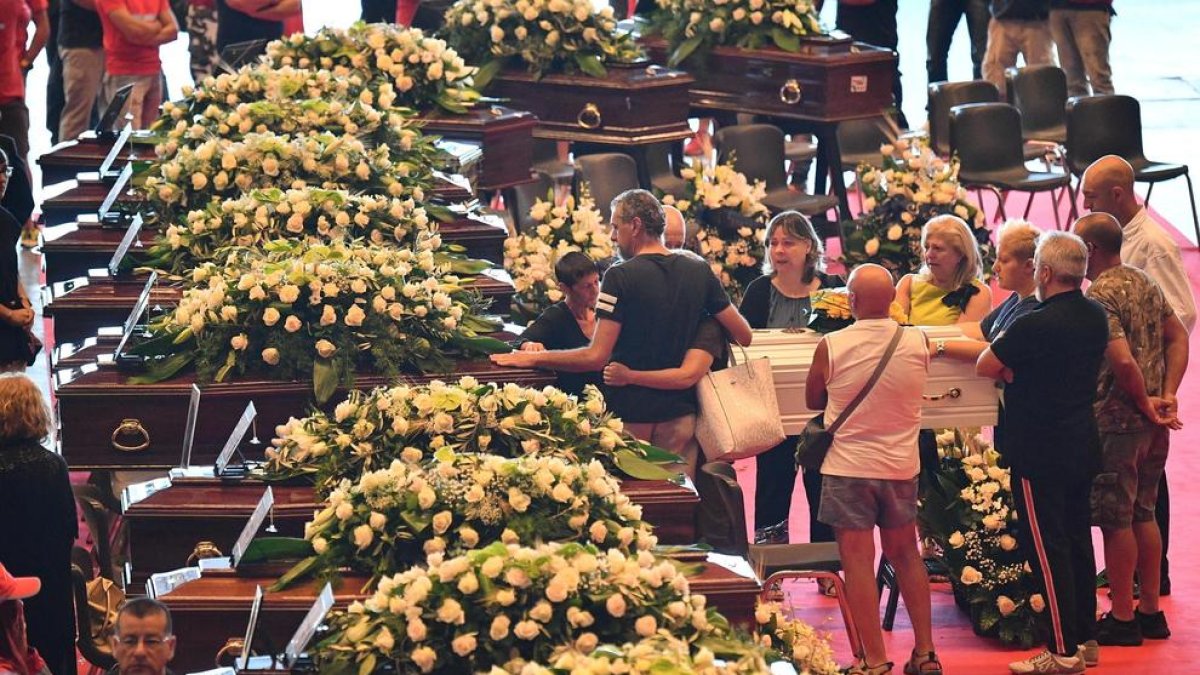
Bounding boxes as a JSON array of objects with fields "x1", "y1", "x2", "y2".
[
  {"x1": 1095, "y1": 612, "x2": 1143, "y2": 646},
  {"x1": 1136, "y1": 610, "x2": 1170, "y2": 640},
  {"x1": 1160, "y1": 576, "x2": 1170, "y2": 597}
]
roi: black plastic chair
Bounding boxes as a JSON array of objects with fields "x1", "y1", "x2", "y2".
[
  {"x1": 645, "y1": 141, "x2": 689, "y2": 200},
  {"x1": 574, "y1": 153, "x2": 640, "y2": 222},
  {"x1": 1065, "y1": 94, "x2": 1199, "y2": 241},
  {"x1": 837, "y1": 116, "x2": 897, "y2": 212},
  {"x1": 713, "y1": 124, "x2": 839, "y2": 218},
  {"x1": 508, "y1": 172, "x2": 555, "y2": 234},
  {"x1": 531, "y1": 138, "x2": 575, "y2": 186},
  {"x1": 700, "y1": 462, "x2": 864, "y2": 661},
  {"x1": 1005, "y1": 65, "x2": 1068, "y2": 145},
  {"x1": 951, "y1": 103, "x2": 1070, "y2": 228},
  {"x1": 928, "y1": 79, "x2": 1000, "y2": 158}
]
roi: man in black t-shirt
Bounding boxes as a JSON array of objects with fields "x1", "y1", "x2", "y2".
[
  {"x1": 58, "y1": 0, "x2": 106, "y2": 142},
  {"x1": 978, "y1": 231, "x2": 1108, "y2": 674},
  {"x1": 492, "y1": 189, "x2": 752, "y2": 478}
]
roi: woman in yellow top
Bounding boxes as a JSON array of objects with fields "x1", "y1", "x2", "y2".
[{"x1": 895, "y1": 214, "x2": 992, "y2": 326}]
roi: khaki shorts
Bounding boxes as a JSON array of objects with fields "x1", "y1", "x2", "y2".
[
  {"x1": 1090, "y1": 426, "x2": 1169, "y2": 529},
  {"x1": 819, "y1": 474, "x2": 919, "y2": 530}
]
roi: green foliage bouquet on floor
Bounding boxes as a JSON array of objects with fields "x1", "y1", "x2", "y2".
[
  {"x1": 441, "y1": 0, "x2": 644, "y2": 82},
  {"x1": 646, "y1": 0, "x2": 823, "y2": 68},
  {"x1": 920, "y1": 430, "x2": 1044, "y2": 648},
  {"x1": 661, "y1": 162, "x2": 769, "y2": 302},
  {"x1": 264, "y1": 378, "x2": 680, "y2": 487},
  {"x1": 503, "y1": 191, "x2": 613, "y2": 323},
  {"x1": 128, "y1": 239, "x2": 504, "y2": 402},
  {"x1": 274, "y1": 452, "x2": 657, "y2": 590},
  {"x1": 264, "y1": 23, "x2": 481, "y2": 113},
  {"x1": 841, "y1": 137, "x2": 994, "y2": 280}
]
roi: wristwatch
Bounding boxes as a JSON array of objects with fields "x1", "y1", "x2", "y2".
[{"x1": 935, "y1": 339, "x2": 947, "y2": 357}]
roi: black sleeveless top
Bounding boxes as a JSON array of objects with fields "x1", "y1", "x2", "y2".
[{"x1": 216, "y1": 0, "x2": 285, "y2": 52}]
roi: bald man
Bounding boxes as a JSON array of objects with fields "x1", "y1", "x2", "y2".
[
  {"x1": 1081, "y1": 156, "x2": 1196, "y2": 332},
  {"x1": 1074, "y1": 213, "x2": 1188, "y2": 646},
  {"x1": 805, "y1": 264, "x2": 939, "y2": 674}
]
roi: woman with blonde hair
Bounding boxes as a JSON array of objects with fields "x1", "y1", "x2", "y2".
[
  {"x1": 0, "y1": 374, "x2": 77, "y2": 675},
  {"x1": 895, "y1": 214, "x2": 992, "y2": 325}
]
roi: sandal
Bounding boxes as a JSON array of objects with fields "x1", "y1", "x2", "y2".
[
  {"x1": 842, "y1": 660, "x2": 893, "y2": 675},
  {"x1": 817, "y1": 577, "x2": 839, "y2": 597},
  {"x1": 903, "y1": 649, "x2": 943, "y2": 675}
]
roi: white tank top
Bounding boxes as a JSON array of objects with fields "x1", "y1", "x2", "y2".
[{"x1": 820, "y1": 319, "x2": 929, "y2": 480}]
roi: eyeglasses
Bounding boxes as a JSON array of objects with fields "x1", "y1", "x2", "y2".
[
  {"x1": 0, "y1": 168, "x2": 11, "y2": 177},
  {"x1": 116, "y1": 635, "x2": 172, "y2": 648}
]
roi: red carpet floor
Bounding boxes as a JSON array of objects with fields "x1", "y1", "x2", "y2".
[{"x1": 736, "y1": 190, "x2": 1200, "y2": 672}]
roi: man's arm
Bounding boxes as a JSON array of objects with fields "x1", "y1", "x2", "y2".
[
  {"x1": 712, "y1": 304, "x2": 752, "y2": 346},
  {"x1": 104, "y1": 5, "x2": 170, "y2": 45},
  {"x1": 1104, "y1": 338, "x2": 1176, "y2": 427},
  {"x1": 976, "y1": 346, "x2": 1012, "y2": 382},
  {"x1": 491, "y1": 317, "x2": 620, "y2": 372},
  {"x1": 805, "y1": 338, "x2": 829, "y2": 410},
  {"x1": 154, "y1": 0, "x2": 179, "y2": 43},
  {"x1": 21, "y1": 9, "x2": 50, "y2": 68},
  {"x1": 604, "y1": 348, "x2": 715, "y2": 390},
  {"x1": 1146, "y1": 253, "x2": 1197, "y2": 333},
  {"x1": 227, "y1": 0, "x2": 301, "y2": 20},
  {"x1": 1161, "y1": 313, "x2": 1190, "y2": 414}
]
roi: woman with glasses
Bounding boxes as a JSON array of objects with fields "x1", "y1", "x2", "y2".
[{"x1": 0, "y1": 148, "x2": 34, "y2": 372}]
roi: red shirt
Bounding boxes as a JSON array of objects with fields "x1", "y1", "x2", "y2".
[
  {"x1": 96, "y1": 0, "x2": 167, "y2": 75},
  {"x1": 0, "y1": 0, "x2": 46, "y2": 101}
]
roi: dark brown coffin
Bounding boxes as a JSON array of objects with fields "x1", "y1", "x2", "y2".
[
  {"x1": 419, "y1": 106, "x2": 538, "y2": 191},
  {"x1": 121, "y1": 478, "x2": 698, "y2": 584},
  {"x1": 40, "y1": 213, "x2": 510, "y2": 287},
  {"x1": 36, "y1": 134, "x2": 155, "y2": 188},
  {"x1": 53, "y1": 362, "x2": 554, "y2": 470},
  {"x1": 159, "y1": 558, "x2": 758, "y2": 673},
  {"x1": 642, "y1": 36, "x2": 897, "y2": 122},
  {"x1": 52, "y1": 334, "x2": 121, "y2": 370},
  {"x1": 43, "y1": 270, "x2": 515, "y2": 346},
  {"x1": 489, "y1": 65, "x2": 694, "y2": 145}
]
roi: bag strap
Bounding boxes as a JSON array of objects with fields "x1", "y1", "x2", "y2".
[{"x1": 826, "y1": 325, "x2": 904, "y2": 434}]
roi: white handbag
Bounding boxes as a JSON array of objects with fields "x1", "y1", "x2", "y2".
[{"x1": 695, "y1": 344, "x2": 786, "y2": 462}]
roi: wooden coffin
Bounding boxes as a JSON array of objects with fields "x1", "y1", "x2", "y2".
[
  {"x1": 158, "y1": 556, "x2": 757, "y2": 673},
  {"x1": 121, "y1": 477, "x2": 698, "y2": 583},
  {"x1": 52, "y1": 332, "x2": 123, "y2": 370},
  {"x1": 489, "y1": 64, "x2": 693, "y2": 145},
  {"x1": 41, "y1": 177, "x2": 144, "y2": 228},
  {"x1": 43, "y1": 269, "x2": 516, "y2": 346},
  {"x1": 36, "y1": 133, "x2": 155, "y2": 187},
  {"x1": 744, "y1": 326, "x2": 999, "y2": 434},
  {"x1": 53, "y1": 362, "x2": 556, "y2": 470},
  {"x1": 642, "y1": 36, "x2": 896, "y2": 123},
  {"x1": 420, "y1": 106, "x2": 538, "y2": 191},
  {"x1": 40, "y1": 212, "x2": 510, "y2": 290}
]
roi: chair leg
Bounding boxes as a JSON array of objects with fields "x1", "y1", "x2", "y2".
[
  {"x1": 1185, "y1": 173, "x2": 1200, "y2": 247},
  {"x1": 1022, "y1": 191, "x2": 1035, "y2": 219},
  {"x1": 882, "y1": 561, "x2": 900, "y2": 631},
  {"x1": 1145, "y1": 182, "x2": 1155, "y2": 206},
  {"x1": 1066, "y1": 178, "x2": 1080, "y2": 222}
]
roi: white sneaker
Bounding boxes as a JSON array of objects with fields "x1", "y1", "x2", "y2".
[
  {"x1": 1009, "y1": 649, "x2": 1086, "y2": 674},
  {"x1": 1078, "y1": 641, "x2": 1099, "y2": 667}
]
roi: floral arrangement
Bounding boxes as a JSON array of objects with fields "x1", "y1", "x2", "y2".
[
  {"x1": 488, "y1": 633, "x2": 779, "y2": 674},
  {"x1": 315, "y1": 541, "x2": 731, "y2": 674},
  {"x1": 806, "y1": 288, "x2": 908, "y2": 332},
  {"x1": 128, "y1": 240, "x2": 504, "y2": 402},
  {"x1": 277, "y1": 453, "x2": 656, "y2": 590},
  {"x1": 841, "y1": 137, "x2": 994, "y2": 280},
  {"x1": 142, "y1": 187, "x2": 448, "y2": 275},
  {"x1": 646, "y1": 0, "x2": 824, "y2": 68},
  {"x1": 441, "y1": 0, "x2": 643, "y2": 81},
  {"x1": 662, "y1": 162, "x2": 770, "y2": 302},
  {"x1": 920, "y1": 429, "x2": 1043, "y2": 647},
  {"x1": 503, "y1": 192, "x2": 612, "y2": 323},
  {"x1": 264, "y1": 23, "x2": 480, "y2": 113},
  {"x1": 143, "y1": 131, "x2": 436, "y2": 222},
  {"x1": 753, "y1": 602, "x2": 839, "y2": 674},
  {"x1": 264, "y1": 378, "x2": 680, "y2": 487}
]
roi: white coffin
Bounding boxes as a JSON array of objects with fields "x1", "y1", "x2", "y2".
[{"x1": 743, "y1": 326, "x2": 999, "y2": 434}]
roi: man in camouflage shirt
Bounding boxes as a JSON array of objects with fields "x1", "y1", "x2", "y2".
[{"x1": 1074, "y1": 214, "x2": 1189, "y2": 648}]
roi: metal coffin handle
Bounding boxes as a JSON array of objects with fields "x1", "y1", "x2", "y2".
[
  {"x1": 215, "y1": 637, "x2": 244, "y2": 668},
  {"x1": 187, "y1": 540, "x2": 224, "y2": 566},
  {"x1": 111, "y1": 418, "x2": 150, "y2": 452},
  {"x1": 922, "y1": 387, "x2": 962, "y2": 402},
  {"x1": 577, "y1": 102, "x2": 602, "y2": 129},
  {"x1": 779, "y1": 79, "x2": 803, "y2": 105}
]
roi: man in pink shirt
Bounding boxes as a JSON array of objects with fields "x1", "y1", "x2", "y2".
[{"x1": 96, "y1": 0, "x2": 177, "y2": 128}]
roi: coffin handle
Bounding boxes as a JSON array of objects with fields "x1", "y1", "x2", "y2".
[
  {"x1": 922, "y1": 387, "x2": 962, "y2": 402},
  {"x1": 110, "y1": 419, "x2": 150, "y2": 452},
  {"x1": 577, "y1": 103, "x2": 602, "y2": 130},
  {"x1": 215, "y1": 637, "x2": 244, "y2": 668},
  {"x1": 187, "y1": 540, "x2": 224, "y2": 566},
  {"x1": 779, "y1": 79, "x2": 803, "y2": 105}
]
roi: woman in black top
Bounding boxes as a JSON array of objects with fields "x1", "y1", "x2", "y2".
[
  {"x1": 0, "y1": 149, "x2": 34, "y2": 371},
  {"x1": 740, "y1": 211, "x2": 844, "y2": 563},
  {"x1": 0, "y1": 375, "x2": 78, "y2": 675},
  {"x1": 518, "y1": 252, "x2": 604, "y2": 398}
]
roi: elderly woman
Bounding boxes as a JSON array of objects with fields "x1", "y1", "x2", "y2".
[
  {"x1": 740, "y1": 211, "x2": 844, "y2": 563},
  {"x1": 896, "y1": 214, "x2": 992, "y2": 326},
  {"x1": 0, "y1": 375, "x2": 77, "y2": 675}
]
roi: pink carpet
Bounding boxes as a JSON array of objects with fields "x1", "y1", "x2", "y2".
[{"x1": 742, "y1": 190, "x2": 1200, "y2": 671}]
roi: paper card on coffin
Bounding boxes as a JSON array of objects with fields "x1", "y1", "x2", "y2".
[
  {"x1": 419, "y1": 106, "x2": 538, "y2": 191},
  {"x1": 41, "y1": 165, "x2": 142, "y2": 227},
  {"x1": 36, "y1": 132, "x2": 154, "y2": 188},
  {"x1": 489, "y1": 64, "x2": 694, "y2": 145},
  {"x1": 157, "y1": 557, "x2": 757, "y2": 674},
  {"x1": 641, "y1": 35, "x2": 897, "y2": 123},
  {"x1": 43, "y1": 271, "x2": 516, "y2": 346},
  {"x1": 41, "y1": 219, "x2": 154, "y2": 284},
  {"x1": 120, "y1": 477, "x2": 698, "y2": 585},
  {"x1": 743, "y1": 325, "x2": 999, "y2": 434},
  {"x1": 53, "y1": 360, "x2": 557, "y2": 470}
]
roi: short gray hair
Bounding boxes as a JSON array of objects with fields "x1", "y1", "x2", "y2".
[
  {"x1": 611, "y1": 189, "x2": 666, "y2": 236},
  {"x1": 1035, "y1": 231, "x2": 1088, "y2": 286}
]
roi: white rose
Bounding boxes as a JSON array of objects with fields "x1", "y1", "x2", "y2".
[
  {"x1": 451, "y1": 634, "x2": 476, "y2": 657},
  {"x1": 606, "y1": 593, "x2": 626, "y2": 617},
  {"x1": 374, "y1": 626, "x2": 395, "y2": 650},
  {"x1": 999, "y1": 534, "x2": 1017, "y2": 551},
  {"x1": 960, "y1": 566, "x2": 983, "y2": 585},
  {"x1": 997, "y1": 595, "x2": 1016, "y2": 616},
  {"x1": 489, "y1": 614, "x2": 510, "y2": 640},
  {"x1": 230, "y1": 334, "x2": 248, "y2": 351},
  {"x1": 284, "y1": 315, "x2": 302, "y2": 333},
  {"x1": 864, "y1": 237, "x2": 881, "y2": 256},
  {"x1": 1029, "y1": 594, "x2": 1045, "y2": 612},
  {"x1": 315, "y1": 339, "x2": 337, "y2": 358},
  {"x1": 262, "y1": 307, "x2": 281, "y2": 326},
  {"x1": 353, "y1": 524, "x2": 374, "y2": 550},
  {"x1": 411, "y1": 646, "x2": 436, "y2": 673},
  {"x1": 261, "y1": 348, "x2": 280, "y2": 365},
  {"x1": 948, "y1": 531, "x2": 965, "y2": 548},
  {"x1": 431, "y1": 511, "x2": 452, "y2": 534},
  {"x1": 407, "y1": 617, "x2": 427, "y2": 641},
  {"x1": 514, "y1": 619, "x2": 540, "y2": 640},
  {"x1": 369, "y1": 511, "x2": 387, "y2": 530},
  {"x1": 635, "y1": 614, "x2": 657, "y2": 637}
]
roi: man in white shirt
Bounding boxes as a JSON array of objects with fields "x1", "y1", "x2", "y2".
[{"x1": 1081, "y1": 154, "x2": 1196, "y2": 596}]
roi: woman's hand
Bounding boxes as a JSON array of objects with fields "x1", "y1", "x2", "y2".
[
  {"x1": 604, "y1": 362, "x2": 632, "y2": 387},
  {"x1": 6, "y1": 308, "x2": 34, "y2": 328},
  {"x1": 519, "y1": 341, "x2": 545, "y2": 352}
]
